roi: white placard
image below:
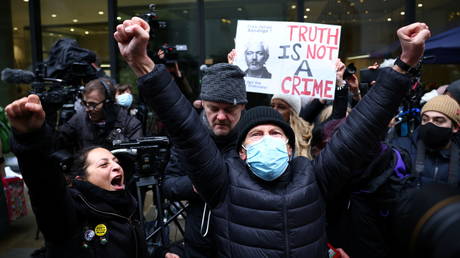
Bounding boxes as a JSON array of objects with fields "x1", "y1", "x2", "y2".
[{"x1": 234, "y1": 20, "x2": 341, "y2": 100}]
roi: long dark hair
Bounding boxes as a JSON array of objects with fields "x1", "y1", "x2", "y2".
[{"x1": 69, "y1": 145, "x2": 102, "y2": 180}]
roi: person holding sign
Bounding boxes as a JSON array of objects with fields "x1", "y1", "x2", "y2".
[{"x1": 114, "y1": 17, "x2": 430, "y2": 257}]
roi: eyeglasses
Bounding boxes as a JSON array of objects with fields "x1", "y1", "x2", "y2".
[{"x1": 82, "y1": 99, "x2": 105, "y2": 110}]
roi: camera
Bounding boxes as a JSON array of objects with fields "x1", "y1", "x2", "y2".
[
  {"x1": 343, "y1": 63, "x2": 357, "y2": 80},
  {"x1": 112, "y1": 136, "x2": 170, "y2": 177}
]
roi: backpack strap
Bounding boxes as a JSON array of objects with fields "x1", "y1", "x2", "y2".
[
  {"x1": 448, "y1": 143, "x2": 460, "y2": 185},
  {"x1": 414, "y1": 140, "x2": 426, "y2": 187}
]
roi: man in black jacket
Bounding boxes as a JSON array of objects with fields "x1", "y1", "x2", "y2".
[
  {"x1": 114, "y1": 18, "x2": 430, "y2": 257},
  {"x1": 391, "y1": 95, "x2": 460, "y2": 186},
  {"x1": 162, "y1": 63, "x2": 246, "y2": 258},
  {"x1": 55, "y1": 77, "x2": 143, "y2": 154}
]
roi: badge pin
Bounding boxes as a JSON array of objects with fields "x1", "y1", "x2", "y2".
[
  {"x1": 84, "y1": 229, "x2": 95, "y2": 241},
  {"x1": 95, "y1": 224, "x2": 108, "y2": 236},
  {"x1": 100, "y1": 238, "x2": 108, "y2": 245}
]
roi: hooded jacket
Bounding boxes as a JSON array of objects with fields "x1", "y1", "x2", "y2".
[{"x1": 138, "y1": 64, "x2": 411, "y2": 257}]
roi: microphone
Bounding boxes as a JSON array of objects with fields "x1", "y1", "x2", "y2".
[{"x1": 1, "y1": 68, "x2": 35, "y2": 84}]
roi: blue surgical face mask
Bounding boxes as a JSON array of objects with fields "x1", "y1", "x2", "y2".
[
  {"x1": 243, "y1": 136, "x2": 290, "y2": 181},
  {"x1": 116, "y1": 93, "x2": 133, "y2": 108}
]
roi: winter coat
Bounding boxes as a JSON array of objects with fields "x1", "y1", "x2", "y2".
[
  {"x1": 391, "y1": 128, "x2": 460, "y2": 186},
  {"x1": 11, "y1": 126, "x2": 148, "y2": 258},
  {"x1": 161, "y1": 112, "x2": 238, "y2": 257},
  {"x1": 138, "y1": 64, "x2": 411, "y2": 257},
  {"x1": 55, "y1": 104, "x2": 143, "y2": 154}
]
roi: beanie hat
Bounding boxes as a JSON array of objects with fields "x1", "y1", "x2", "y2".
[
  {"x1": 236, "y1": 106, "x2": 295, "y2": 151},
  {"x1": 421, "y1": 95, "x2": 460, "y2": 125},
  {"x1": 447, "y1": 79, "x2": 460, "y2": 103},
  {"x1": 271, "y1": 94, "x2": 301, "y2": 114},
  {"x1": 200, "y1": 63, "x2": 248, "y2": 105}
]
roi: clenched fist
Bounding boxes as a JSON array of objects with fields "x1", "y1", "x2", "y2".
[
  {"x1": 114, "y1": 17, "x2": 155, "y2": 77},
  {"x1": 397, "y1": 22, "x2": 431, "y2": 67},
  {"x1": 5, "y1": 95, "x2": 45, "y2": 134}
]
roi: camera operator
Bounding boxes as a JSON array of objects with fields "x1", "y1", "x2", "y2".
[
  {"x1": 115, "y1": 17, "x2": 429, "y2": 257},
  {"x1": 55, "y1": 77, "x2": 143, "y2": 155},
  {"x1": 6, "y1": 95, "x2": 150, "y2": 258}
]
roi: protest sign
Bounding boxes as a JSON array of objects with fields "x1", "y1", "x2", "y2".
[{"x1": 234, "y1": 20, "x2": 341, "y2": 100}]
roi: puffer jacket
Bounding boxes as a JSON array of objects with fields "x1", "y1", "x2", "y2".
[
  {"x1": 11, "y1": 125, "x2": 148, "y2": 258},
  {"x1": 162, "y1": 112, "x2": 238, "y2": 257},
  {"x1": 138, "y1": 64, "x2": 411, "y2": 257}
]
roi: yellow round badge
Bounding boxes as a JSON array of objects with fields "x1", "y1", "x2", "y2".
[{"x1": 94, "y1": 224, "x2": 107, "y2": 236}]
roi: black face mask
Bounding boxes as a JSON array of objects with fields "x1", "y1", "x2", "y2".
[{"x1": 419, "y1": 123, "x2": 453, "y2": 149}]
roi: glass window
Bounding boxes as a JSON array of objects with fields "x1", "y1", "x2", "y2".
[
  {"x1": 118, "y1": 0, "x2": 199, "y2": 97},
  {"x1": 40, "y1": 0, "x2": 109, "y2": 66}
]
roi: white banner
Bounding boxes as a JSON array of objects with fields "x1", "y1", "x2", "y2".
[{"x1": 234, "y1": 20, "x2": 341, "y2": 100}]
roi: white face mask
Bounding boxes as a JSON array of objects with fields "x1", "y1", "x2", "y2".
[{"x1": 116, "y1": 93, "x2": 133, "y2": 108}]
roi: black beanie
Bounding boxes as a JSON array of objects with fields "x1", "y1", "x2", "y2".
[
  {"x1": 200, "y1": 63, "x2": 248, "y2": 105},
  {"x1": 447, "y1": 79, "x2": 460, "y2": 103},
  {"x1": 236, "y1": 106, "x2": 295, "y2": 151}
]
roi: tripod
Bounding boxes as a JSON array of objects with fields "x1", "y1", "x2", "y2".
[
  {"x1": 112, "y1": 137, "x2": 188, "y2": 256},
  {"x1": 133, "y1": 173, "x2": 188, "y2": 250}
]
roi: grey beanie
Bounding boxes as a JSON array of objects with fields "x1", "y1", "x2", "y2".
[{"x1": 200, "y1": 63, "x2": 248, "y2": 105}]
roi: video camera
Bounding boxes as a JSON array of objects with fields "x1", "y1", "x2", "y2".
[
  {"x1": 112, "y1": 136, "x2": 170, "y2": 177},
  {"x1": 140, "y1": 4, "x2": 167, "y2": 38},
  {"x1": 1, "y1": 38, "x2": 99, "y2": 126}
]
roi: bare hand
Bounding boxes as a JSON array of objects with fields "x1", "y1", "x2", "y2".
[
  {"x1": 397, "y1": 22, "x2": 431, "y2": 66},
  {"x1": 336, "y1": 248, "x2": 350, "y2": 258},
  {"x1": 227, "y1": 49, "x2": 237, "y2": 64},
  {"x1": 368, "y1": 62, "x2": 379, "y2": 70},
  {"x1": 5, "y1": 95, "x2": 45, "y2": 134},
  {"x1": 347, "y1": 74, "x2": 359, "y2": 91},
  {"x1": 335, "y1": 58, "x2": 345, "y2": 84},
  {"x1": 157, "y1": 49, "x2": 165, "y2": 60},
  {"x1": 114, "y1": 17, "x2": 154, "y2": 77},
  {"x1": 165, "y1": 252, "x2": 180, "y2": 258}
]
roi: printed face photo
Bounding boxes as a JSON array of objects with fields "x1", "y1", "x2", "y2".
[{"x1": 245, "y1": 41, "x2": 268, "y2": 71}]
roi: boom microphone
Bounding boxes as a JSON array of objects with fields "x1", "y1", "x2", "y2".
[{"x1": 1, "y1": 68, "x2": 36, "y2": 84}]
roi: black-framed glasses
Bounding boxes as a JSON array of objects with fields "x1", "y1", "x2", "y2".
[{"x1": 82, "y1": 99, "x2": 105, "y2": 110}]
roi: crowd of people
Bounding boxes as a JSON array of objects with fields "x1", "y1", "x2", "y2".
[{"x1": 3, "y1": 16, "x2": 460, "y2": 258}]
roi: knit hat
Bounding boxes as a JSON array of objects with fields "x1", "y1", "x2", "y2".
[
  {"x1": 271, "y1": 94, "x2": 301, "y2": 114},
  {"x1": 200, "y1": 63, "x2": 248, "y2": 105},
  {"x1": 421, "y1": 95, "x2": 460, "y2": 125},
  {"x1": 447, "y1": 79, "x2": 460, "y2": 103},
  {"x1": 236, "y1": 106, "x2": 295, "y2": 151}
]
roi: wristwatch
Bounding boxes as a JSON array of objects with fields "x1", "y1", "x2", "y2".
[{"x1": 394, "y1": 57, "x2": 420, "y2": 76}]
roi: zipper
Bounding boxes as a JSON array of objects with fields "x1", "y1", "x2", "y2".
[
  {"x1": 283, "y1": 192, "x2": 290, "y2": 257},
  {"x1": 77, "y1": 194, "x2": 139, "y2": 258},
  {"x1": 433, "y1": 159, "x2": 439, "y2": 182}
]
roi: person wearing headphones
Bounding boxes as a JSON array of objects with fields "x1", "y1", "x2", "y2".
[{"x1": 55, "y1": 77, "x2": 143, "y2": 155}]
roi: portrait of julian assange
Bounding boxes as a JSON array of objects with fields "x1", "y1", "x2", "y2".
[{"x1": 244, "y1": 41, "x2": 272, "y2": 79}]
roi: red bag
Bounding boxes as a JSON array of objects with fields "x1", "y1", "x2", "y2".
[{"x1": 2, "y1": 177, "x2": 27, "y2": 222}]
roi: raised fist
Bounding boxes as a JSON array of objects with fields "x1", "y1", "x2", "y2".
[
  {"x1": 5, "y1": 95, "x2": 45, "y2": 134},
  {"x1": 114, "y1": 17, "x2": 154, "y2": 77},
  {"x1": 397, "y1": 22, "x2": 431, "y2": 67}
]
